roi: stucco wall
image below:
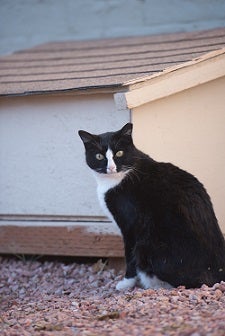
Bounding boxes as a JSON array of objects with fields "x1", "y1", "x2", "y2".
[
  {"x1": 132, "y1": 76, "x2": 225, "y2": 233},
  {"x1": 1, "y1": 0, "x2": 225, "y2": 55},
  {"x1": 0, "y1": 94, "x2": 130, "y2": 217}
]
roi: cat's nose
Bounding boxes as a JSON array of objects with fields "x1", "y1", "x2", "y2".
[{"x1": 107, "y1": 166, "x2": 117, "y2": 174}]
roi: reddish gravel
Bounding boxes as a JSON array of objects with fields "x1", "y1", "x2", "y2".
[{"x1": 1, "y1": 256, "x2": 225, "y2": 336}]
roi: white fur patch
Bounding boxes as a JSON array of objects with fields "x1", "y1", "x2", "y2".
[
  {"x1": 138, "y1": 271, "x2": 173, "y2": 290},
  {"x1": 106, "y1": 148, "x2": 117, "y2": 174},
  {"x1": 93, "y1": 170, "x2": 126, "y2": 221},
  {"x1": 116, "y1": 277, "x2": 137, "y2": 291},
  {"x1": 92, "y1": 148, "x2": 128, "y2": 221}
]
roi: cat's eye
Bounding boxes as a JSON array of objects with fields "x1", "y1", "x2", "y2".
[
  {"x1": 96, "y1": 153, "x2": 105, "y2": 160},
  {"x1": 115, "y1": 150, "x2": 124, "y2": 158}
]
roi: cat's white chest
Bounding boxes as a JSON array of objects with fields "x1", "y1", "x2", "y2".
[{"x1": 93, "y1": 171, "x2": 126, "y2": 221}]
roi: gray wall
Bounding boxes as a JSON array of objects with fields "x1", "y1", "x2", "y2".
[{"x1": 1, "y1": 0, "x2": 225, "y2": 55}]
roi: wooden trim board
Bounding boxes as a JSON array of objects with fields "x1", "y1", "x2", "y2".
[
  {"x1": 0, "y1": 221, "x2": 224, "y2": 258},
  {"x1": 0, "y1": 221, "x2": 124, "y2": 257},
  {"x1": 115, "y1": 48, "x2": 225, "y2": 110}
]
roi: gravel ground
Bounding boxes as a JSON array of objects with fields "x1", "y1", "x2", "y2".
[{"x1": 1, "y1": 256, "x2": 225, "y2": 336}]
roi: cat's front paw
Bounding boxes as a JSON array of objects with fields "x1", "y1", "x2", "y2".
[{"x1": 116, "y1": 277, "x2": 137, "y2": 291}]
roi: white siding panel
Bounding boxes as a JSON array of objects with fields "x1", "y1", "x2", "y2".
[{"x1": 0, "y1": 94, "x2": 130, "y2": 216}]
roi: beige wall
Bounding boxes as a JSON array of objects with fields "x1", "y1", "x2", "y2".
[{"x1": 132, "y1": 76, "x2": 225, "y2": 233}]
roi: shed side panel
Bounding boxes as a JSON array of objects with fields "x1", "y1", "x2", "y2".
[
  {"x1": 0, "y1": 94, "x2": 130, "y2": 217},
  {"x1": 132, "y1": 76, "x2": 225, "y2": 233}
]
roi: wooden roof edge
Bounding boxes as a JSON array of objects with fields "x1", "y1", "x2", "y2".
[
  {"x1": 114, "y1": 48, "x2": 225, "y2": 110},
  {"x1": 0, "y1": 83, "x2": 124, "y2": 99}
]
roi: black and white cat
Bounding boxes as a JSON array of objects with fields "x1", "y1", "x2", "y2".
[{"x1": 78, "y1": 123, "x2": 225, "y2": 290}]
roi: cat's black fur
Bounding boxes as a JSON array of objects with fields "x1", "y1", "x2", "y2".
[{"x1": 78, "y1": 123, "x2": 225, "y2": 288}]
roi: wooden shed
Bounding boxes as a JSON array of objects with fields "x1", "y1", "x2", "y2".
[{"x1": 0, "y1": 27, "x2": 225, "y2": 258}]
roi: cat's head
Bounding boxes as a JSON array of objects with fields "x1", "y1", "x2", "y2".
[{"x1": 78, "y1": 123, "x2": 134, "y2": 175}]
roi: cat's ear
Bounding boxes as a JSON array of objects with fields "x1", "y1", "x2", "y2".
[
  {"x1": 120, "y1": 123, "x2": 133, "y2": 137},
  {"x1": 78, "y1": 130, "x2": 98, "y2": 144}
]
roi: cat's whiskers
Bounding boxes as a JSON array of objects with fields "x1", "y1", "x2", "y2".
[{"x1": 123, "y1": 165, "x2": 142, "y2": 184}]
